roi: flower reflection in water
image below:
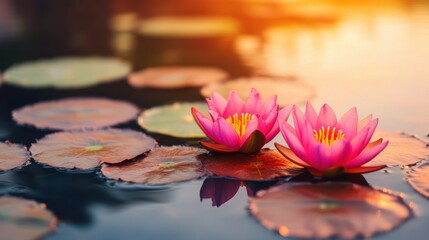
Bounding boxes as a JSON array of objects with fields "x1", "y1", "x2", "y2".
[{"x1": 200, "y1": 177, "x2": 278, "y2": 207}]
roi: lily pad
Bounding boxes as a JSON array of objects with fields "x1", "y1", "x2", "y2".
[
  {"x1": 3, "y1": 56, "x2": 130, "y2": 89},
  {"x1": 138, "y1": 102, "x2": 208, "y2": 138},
  {"x1": 138, "y1": 16, "x2": 239, "y2": 38},
  {"x1": 13, "y1": 98, "x2": 139, "y2": 130},
  {"x1": 249, "y1": 183, "x2": 413, "y2": 239},
  {"x1": 101, "y1": 146, "x2": 207, "y2": 185},
  {"x1": 30, "y1": 129, "x2": 156, "y2": 170},
  {"x1": 200, "y1": 77, "x2": 315, "y2": 106},
  {"x1": 0, "y1": 142, "x2": 30, "y2": 171},
  {"x1": 406, "y1": 163, "x2": 429, "y2": 198},
  {"x1": 370, "y1": 130, "x2": 429, "y2": 166},
  {"x1": 199, "y1": 149, "x2": 303, "y2": 180},
  {"x1": 0, "y1": 196, "x2": 57, "y2": 240},
  {"x1": 128, "y1": 67, "x2": 228, "y2": 89}
]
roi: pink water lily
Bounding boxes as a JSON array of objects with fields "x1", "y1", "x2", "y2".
[
  {"x1": 192, "y1": 88, "x2": 281, "y2": 154},
  {"x1": 275, "y1": 103, "x2": 388, "y2": 177}
]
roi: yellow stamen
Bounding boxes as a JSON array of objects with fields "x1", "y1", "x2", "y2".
[
  {"x1": 313, "y1": 126, "x2": 344, "y2": 146},
  {"x1": 226, "y1": 113, "x2": 255, "y2": 138}
]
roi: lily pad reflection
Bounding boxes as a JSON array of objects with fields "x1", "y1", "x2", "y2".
[
  {"x1": 249, "y1": 183, "x2": 413, "y2": 239},
  {"x1": 199, "y1": 149, "x2": 303, "y2": 180},
  {"x1": 13, "y1": 98, "x2": 139, "y2": 130},
  {"x1": 102, "y1": 146, "x2": 207, "y2": 185},
  {"x1": 138, "y1": 102, "x2": 208, "y2": 138},
  {"x1": 0, "y1": 142, "x2": 30, "y2": 171},
  {"x1": 30, "y1": 129, "x2": 156, "y2": 170},
  {"x1": 0, "y1": 196, "x2": 57, "y2": 240}
]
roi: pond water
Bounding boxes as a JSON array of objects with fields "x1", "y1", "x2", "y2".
[{"x1": 0, "y1": 0, "x2": 428, "y2": 239}]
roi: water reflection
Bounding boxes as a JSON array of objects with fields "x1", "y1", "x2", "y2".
[
  {"x1": 200, "y1": 177, "x2": 279, "y2": 207},
  {"x1": 0, "y1": 164, "x2": 176, "y2": 225}
]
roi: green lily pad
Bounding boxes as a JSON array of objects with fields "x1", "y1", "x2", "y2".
[
  {"x1": 30, "y1": 129, "x2": 157, "y2": 170},
  {"x1": 101, "y1": 146, "x2": 207, "y2": 185},
  {"x1": 128, "y1": 66, "x2": 228, "y2": 89},
  {"x1": 138, "y1": 16, "x2": 239, "y2": 38},
  {"x1": 0, "y1": 142, "x2": 30, "y2": 171},
  {"x1": 249, "y1": 183, "x2": 413, "y2": 239},
  {"x1": 0, "y1": 196, "x2": 57, "y2": 240},
  {"x1": 138, "y1": 102, "x2": 208, "y2": 138},
  {"x1": 13, "y1": 98, "x2": 139, "y2": 130},
  {"x1": 201, "y1": 77, "x2": 315, "y2": 106},
  {"x1": 3, "y1": 56, "x2": 130, "y2": 89},
  {"x1": 199, "y1": 149, "x2": 303, "y2": 180}
]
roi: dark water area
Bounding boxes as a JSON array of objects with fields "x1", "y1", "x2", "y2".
[{"x1": 1, "y1": 0, "x2": 429, "y2": 239}]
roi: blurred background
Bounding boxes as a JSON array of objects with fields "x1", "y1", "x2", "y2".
[{"x1": 1, "y1": 0, "x2": 428, "y2": 135}]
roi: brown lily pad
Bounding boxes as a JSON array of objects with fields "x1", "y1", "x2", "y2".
[
  {"x1": 0, "y1": 142, "x2": 30, "y2": 171},
  {"x1": 13, "y1": 98, "x2": 139, "y2": 130},
  {"x1": 200, "y1": 77, "x2": 315, "y2": 106},
  {"x1": 370, "y1": 130, "x2": 429, "y2": 167},
  {"x1": 102, "y1": 146, "x2": 207, "y2": 185},
  {"x1": 407, "y1": 163, "x2": 429, "y2": 198},
  {"x1": 249, "y1": 183, "x2": 413, "y2": 239},
  {"x1": 128, "y1": 67, "x2": 228, "y2": 89},
  {"x1": 30, "y1": 129, "x2": 156, "y2": 170},
  {"x1": 0, "y1": 196, "x2": 57, "y2": 240},
  {"x1": 199, "y1": 149, "x2": 303, "y2": 180}
]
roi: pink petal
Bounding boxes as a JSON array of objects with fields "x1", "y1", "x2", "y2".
[
  {"x1": 275, "y1": 143, "x2": 310, "y2": 167},
  {"x1": 208, "y1": 110, "x2": 220, "y2": 121},
  {"x1": 316, "y1": 104, "x2": 338, "y2": 130},
  {"x1": 259, "y1": 95, "x2": 278, "y2": 117},
  {"x1": 336, "y1": 107, "x2": 358, "y2": 139},
  {"x1": 279, "y1": 122, "x2": 309, "y2": 164},
  {"x1": 206, "y1": 91, "x2": 227, "y2": 113},
  {"x1": 262, "y1": 107, "x2": 278, "y2": 133},
  {"x1": 305, "y1": 102, "x2": 318, "y2": 128},
  {"x1": 240, "y1": 116, "x2": 266, "y2": 146},
  {"x1": 212, "y1": 118, "x2": 241, "y2": 149},
  {"x1": 292, "y1": 105, "x2": 306, "y2": 141},
  {"x1": 277, "y1": 105, "x2": 293, "y2": 123},
  {"x1": 222, "y1": 91, "x2": 244, "y2": 118},
  {"x1": 315, "y1": 141, "x2": 350, "y2": 171},
  {"x1": 192, "y1": 107, "x2": 216, "y2": 140},
  {"x1": 358, "y1": 114, "x2": 373, "y2": 131},
  {"x1": 243, "y1": 88, "x2": 263, "y2": 114},
  {"x1": 346, "y1": 139, "x2": 389, "y2": 168},
  {"x1": 264, "y1": 120, "x2": 280, "y2": 142}
]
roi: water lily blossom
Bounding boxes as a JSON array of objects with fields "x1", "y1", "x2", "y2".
[
  {"x1": 192, "y1": 88, "x2": 283, "y2": 154},
  {"x1": 275, "y1": 103, "x2": 388, "y2": 177}
]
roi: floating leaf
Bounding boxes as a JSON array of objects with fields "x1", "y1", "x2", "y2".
[
  {"x1": 138, "y1": 102, "x2": 208, "y2": 138},
  {"x1": 3, "y1": 56, "x2": 130, "y2": 89},
  {"x1": 138, "y1": 16, "x2": 238, "y2": 37},
  {"x1": 30, "y1": 129, "x2": 156, "y2": 170},
  {"x1": 13, "y1": 98, "x2": 139, "y2": 130},
  {"x1": 0, "y1": 196, "x2": 57, "y2": 240},
  {"x1": 128, "y1": 67, "x2": 228, "y2": 89},
  {"x1": 249, "y1": 183, "x2": 413, "y2": 239},
  {"x1": 407, "y1": 163, "x2": 429, "y2": 198},
  {"x1": 102, "y1": 146, "x2": 207, "y2": 185},
  {"x1": 200, "y1": 77, "x2": 315, "y2": 106},
  {"x1": 0, "y1": 142, "x2": 30, "y2": 171},
  {"x1": 199, "y1": 149, "x2": 303, "y2": 180},
  {"x1": 370, "y1": 130, "x2": 429, "y2": 166}
]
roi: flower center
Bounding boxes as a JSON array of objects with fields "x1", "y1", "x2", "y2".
[
  {"x1": 313, "y1": 126, "x2": 344, "y2": 146},
  {"x1": 226, "y1": 113, "x2": 255, "y2": 138}
]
